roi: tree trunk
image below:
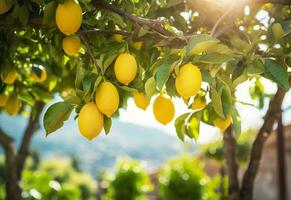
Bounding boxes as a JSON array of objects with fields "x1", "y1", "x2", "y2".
[
  {"x1": 240, "y1": 88, "x2": 286, "y2": 200},
  {"x1": 220, "y1": 164, "x2": 226, "y2": 200},
  {"x1": 223, "y1": 126, "x2": 239, "y2": 200},
  {"x1": 4, "y1": 150, "x2": 21, "y2": 200},
  {"x1": 0, "y1": 102, "x2": 44, "y2": 200}
]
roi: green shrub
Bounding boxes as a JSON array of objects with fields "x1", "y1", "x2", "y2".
[
  {"x1": 21, "y1": 170, "x2": 81, "y2": 200},
  {"x1": 158, "y1": 154, "x2": 218, "y2": 200},
  {"x1": 102, "y1": 158, "x2": 153, "y2": 200}
]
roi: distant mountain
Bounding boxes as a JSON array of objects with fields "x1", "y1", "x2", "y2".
[{"x1": 0, "y1": 113, "x2": 197, "y2": 175}]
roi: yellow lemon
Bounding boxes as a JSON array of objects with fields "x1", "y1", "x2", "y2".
[
  {"x1": 175, "y1": 63, "x2": 202, "y2": 99},
  {"x1": 133, "y1": 92, "x2": 150, "y2": 110},
  {"x1": 2, "y1": 69, "x2": 17, "y2": 84},
  {"x1": 31, "y1": 66, "x2": 47, "y2": 83},
  {"x1": 191, "y1": 96, "x2": 207, "y2": 110},
  {"x1": 0, "y1": 93, "x2": 8, "y2": 107},
  {"x1": 133, "y1": 42, "x2": 143, "y2": 50},
  {"x1": 56, "y1": 0, "x2": 82, "y2": 35},
  {"x1": 272, "y1": 23, "x2": 284, "y2": 41},
  {"x1": 0, "y1": 0, "x2": 12, "y2": 14},
  {"x1": 153, "y1": 95, "x2": 175, "y2": 125},
  {"x1": 62, "y1": 35, "x2": 81, "y2": 56},
  {"x1": 95, "y1": 82, "x2": 119, "y2": 117},
  {"x1": 5, "y1": 96, "x2": 20, "y2": 116},
  {"x1": 114, "y1": 53, "x2": 137, "y2": 85},
  {"x1": 214, "y1": 114, "x2": 232, "y2": 133},
  {"x1": 78, "y1": 102, "x2": 104, "y2": 140},
  {"x1": 113, "y1": 34, "x2": 123, "y2": 42}
]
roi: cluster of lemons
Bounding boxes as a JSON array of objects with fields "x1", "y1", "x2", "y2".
[
  {"x1": 0, "y1": 0, "x2": 48, "y2": 115},
  {"x1": 0, "y1": 0, "x2": 233, "y2": 139},
  {"x1": 54, "y1": 0, "x2": 233, "y2": 140},
  {"x1": 0, "y1": 66, "x2": 47, "y2": 115}
]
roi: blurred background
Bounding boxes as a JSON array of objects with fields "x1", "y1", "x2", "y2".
[{"x1": 0, "y1": 79, "x2": 290, "y2": 200}]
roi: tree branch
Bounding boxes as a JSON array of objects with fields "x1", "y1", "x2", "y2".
[
  {"x1": 0, "y1": 126, "x2": 15, "y2": 154},
  {"x1": 80, "y1": 34, "x2": 100, "y2": 73},
  {"x1": 16, "y1": 102, "x2": 44, "y2": 179},
  {"x1": 240, "y1": 87, "x2": 287, "y2": 200},
  {"x1": 91, "y1": 1, "x2": 173, "y2": 37},
  {"x1": 223, "y1": 126, "x2": 240, "y2": 200}
]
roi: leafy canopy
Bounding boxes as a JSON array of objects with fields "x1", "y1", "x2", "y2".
[{"x1": 0, "y1": 0, "x2": 290, "y2": 141}]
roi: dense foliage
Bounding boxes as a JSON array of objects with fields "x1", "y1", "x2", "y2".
[
  {"x1": 0, "y1": 0, "x2": 289, "y2": 141},
  {"x1": 0, "y1": 156, "x2": 97, "y2": 199},
  {"x1": 158, "y1": 154, "x2": 220, "y2": 200},
  {"x1": 102, "y1": 158, "x2": 153, "y2": 200}
]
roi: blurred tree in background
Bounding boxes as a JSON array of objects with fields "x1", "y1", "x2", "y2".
[
  {"x1": 200, "y1": 129, "x2": 254, "y2": 199},
  {"x1": 0, "y1": 155, "x2": 97, "y2": 200},
  {"x1": 158, "y1": 154, "x2": 220, "y2": 200},
  {"x1": 102, "y1": 157, "x2": 153, "y2": 200}
]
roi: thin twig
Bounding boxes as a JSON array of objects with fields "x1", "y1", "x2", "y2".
[
  {"x1": 79, "y1": 34, "x2": 100, "y2": 73},
  {"x1": 78, "y1": 29, "x2": 131, "y2": 36}
]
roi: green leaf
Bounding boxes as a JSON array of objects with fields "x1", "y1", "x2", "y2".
[
  {"x1": 12, "y1": 5, "x2": 30, "y2": 26},
  {"x1": 196, "y1": 53, "x2": 234, "y2": 64},
  {"x1": 264, "y1": 59, "x2": 289, "y2": 90},
  {"x1": 246, "y1": 59, "x2": 264, "y2": 75},
  {"x1": 174, "y1": 113, "x2": 190, "y2": 141},
  {"x1": 220, "y1": 83, "x2": 232, "y2": 117},
  {"x1": 186, "y1": 34, "x2": 219, "y2": 56},
  {"x1": 63, "y1": 94, "x2": 81, "y2": 105},
  {"x1": 231, "y1": 108, "x2": 241, "y2": 136},
  {"x1": 42, "y1": 1, "x2": 57, "y2": 27},
  {"x1": 44, "y1": 102, "x2": 74, "y2": 136},
  {"x1": 19, "y1": 90, "x2": 34, "y2": 106},
  {"x1": 187, "y1": 112, "x2": 201, "y2": 141},
  {"x1": 82, "y1": 73, "x2": 98, "y2": 96},
  {"x1": 104, "y1": 116, "x2": 112, "y2": 135},
  {"x1": 211, "y1": 85, "x2": 224, "y2": 119},
  {"x1": 155, "y1": 63, "x2": 172, "y2": 89},
  {"x1": 145, "y1": 77, "x2": 156, "y2": 97},
  {"x1": 232, "y1": 73, "x2": 248, "y2": 88},
  {"x1": 75, "y1": 66, "x2": 87, "y2": 89}
]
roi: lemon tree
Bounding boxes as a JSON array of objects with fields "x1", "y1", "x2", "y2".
[{"x1": 0, "y1": 0, "x2": 290, "y2": 199}]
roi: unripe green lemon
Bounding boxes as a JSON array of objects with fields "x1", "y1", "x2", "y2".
[
  {"x1": 95, "y1": 82, "x2": 119, "y2": 117},
  {"x1": 175, "y1": 63, "x2": 202, "y2": 99},
  {"x1": 114, "y1": 53, "x2": 137, "y2": 85},
  {"x1": 5, "y1": 96, "x2": 20, "y2": 116},
  {"x1": 62, "y1": 35, "x2": 81, "y2": 56},
  {"x1": 2, "y1": 69, "x2": 17, "y2": 84},
  {"x1": 153, "y1": 95, "x2": 175, "y2": 125},
  {"x1": 214, "y1": 114, "x2": 232, "y2": 133},
  {"x1": 78, "y1": 102, "x2": 104, "y2": 140},
  {"x1": 133, "y1": 92, "x2": 150, "y2": 110},
  {"x1": 56, "y1": 0, "x2": 82, "y2": 35}
]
